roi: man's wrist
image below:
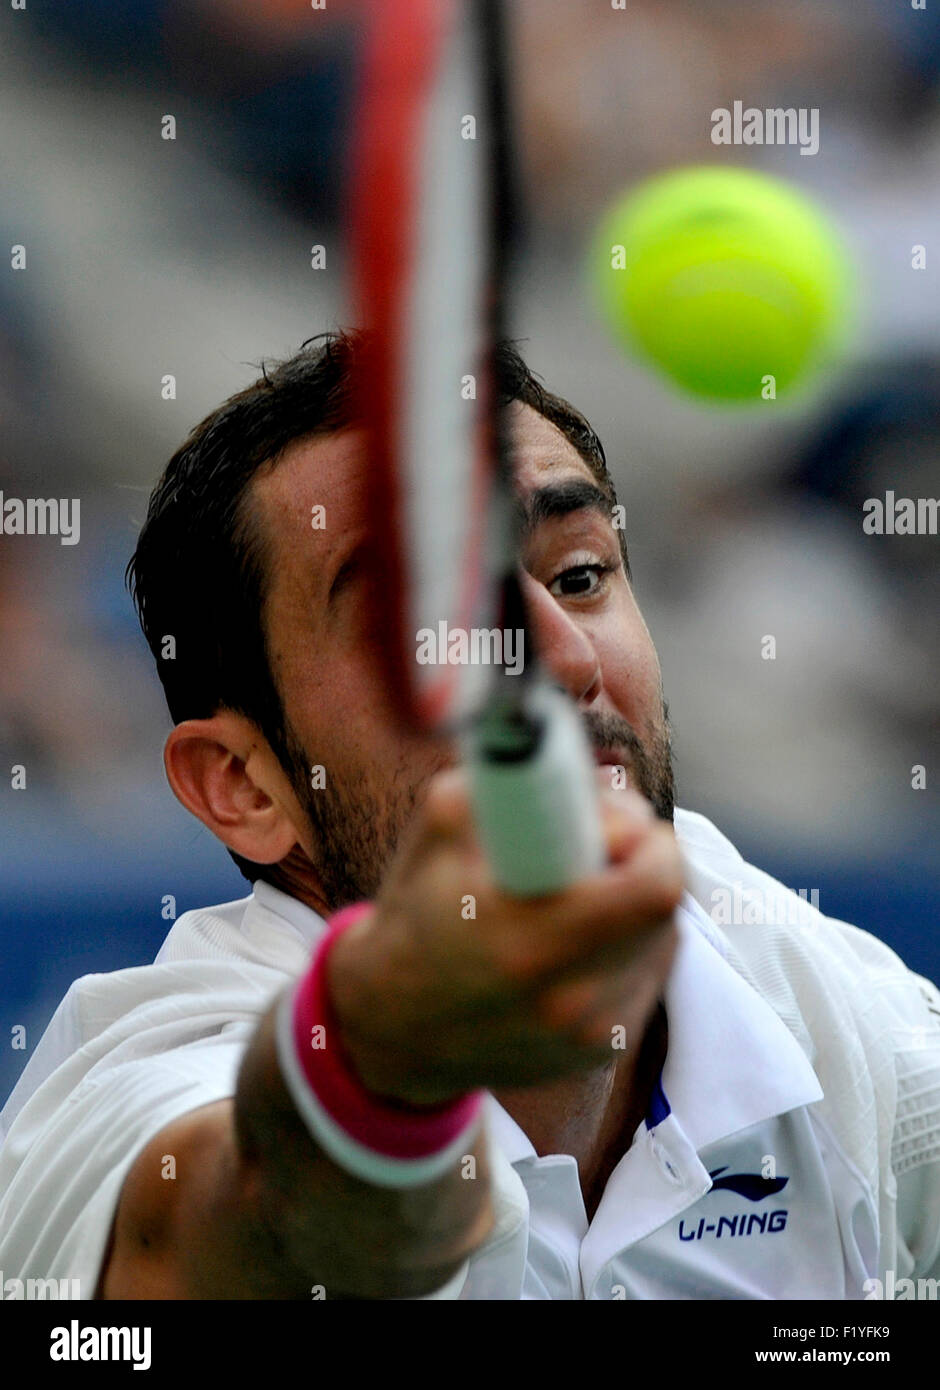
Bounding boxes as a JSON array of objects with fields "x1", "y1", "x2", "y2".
[
  {"x1": 325, "y1": 904, "x2": 464, "y2": 1109},
  {"x1": 275, "y1": 902, "x2": 483, "y2": 1189},
  {"x1": 324, "y1": 906, "x2": 418, "y2": 1104}
]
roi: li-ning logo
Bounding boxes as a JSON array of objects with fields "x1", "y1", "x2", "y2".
[
  {"x1": 678, "y1": 1168, "x2": 789, "y2": 1242},
  {"x1": 708, "y1": 1166, "x2": 789, "y2": 1201}
]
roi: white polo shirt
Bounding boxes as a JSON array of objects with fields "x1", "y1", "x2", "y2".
[
  {"x1": 471, "y1": 898, "x2": 875, "y2": 1299},
  {"x1": 0, "y1": 811, "x2": 937, "y2": 1300}
]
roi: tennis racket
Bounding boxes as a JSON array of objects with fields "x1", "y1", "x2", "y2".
[{"x1": 350, "y1": 0, "x2": 604, "y2": 896}]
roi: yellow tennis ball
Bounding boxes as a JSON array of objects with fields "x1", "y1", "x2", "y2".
[{"x1": 588, "y1": 166, "x2": 853, "y2": 402}]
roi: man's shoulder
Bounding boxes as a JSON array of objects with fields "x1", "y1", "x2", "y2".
[
  {"x1": 673, "y1": 806, "x2": 743, "y2": 866},
  {"x1": 675, "y1": 805, "x2": 940, "y2": 1089},
  {"x1": 69, "y1": 892, "x2": 300, "y2": 1043},
  {"x1": 65, "y1": 885, "x2": 312, "y2": 1037},
  {"x1": 675, "y1": 805, "x2": 926, "y2": 980},
  {"x1": 674, "y1": 806, "x2": 940, "y2": 1215},
  {"x1": 0, "y1": 889, "x2": 304, "y2": 1145}
]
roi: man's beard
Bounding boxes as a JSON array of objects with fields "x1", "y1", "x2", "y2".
[
  {"x1": 276, "y1": 698, "x2": 676, "y2": 912},
  {"x1": 580, "y1": 703, "x2": 676, "y2": 824},
  {"x1": 275, "y1": 712, "x2": 423, "y2": 910}
]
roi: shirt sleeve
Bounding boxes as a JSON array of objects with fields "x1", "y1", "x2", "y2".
[
  {"x1": 893, "y1": 969, "x2": 940, "y2": 1280},
  {"x1": 896, "y1": 1160, "x2": 940, "y2": 1280},
  {"x1": 0, "y1": 956, "x2": 285, "y2": 1301},
  {"x1": 0, "y1": 1030, "x2": 253, "y2": 1299}
]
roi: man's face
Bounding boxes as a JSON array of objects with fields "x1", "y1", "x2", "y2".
[{"x1": 252, "y1": 400, "x2": 674, "y2": 909}]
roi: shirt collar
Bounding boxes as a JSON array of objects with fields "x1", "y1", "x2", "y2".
[
  {"x1": 485, "y1": 1095, "x2": 539, "y2": 1164},
  {"x1": 487, "y1": 892, "x2": 822, "y2": 1163},
  {"x1": 249, "y1": 879, "x2": 329, "y2": 956},
  {"x1": 662, "y1": 894, "x2": 823, "y2": 1148}
]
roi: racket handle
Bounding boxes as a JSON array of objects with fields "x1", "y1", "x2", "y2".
[{"x1": 462, "y1": 681, "x2": 606, "y2": 897}]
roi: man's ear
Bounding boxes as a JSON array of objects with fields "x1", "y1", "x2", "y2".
[{"x1": 164, "y1": 713, "x2": 304, "y2": 866}]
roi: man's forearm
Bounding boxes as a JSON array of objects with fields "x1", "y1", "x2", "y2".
[{"x1": 222, "y1": 997, "x2": 493, "y2": 1299}]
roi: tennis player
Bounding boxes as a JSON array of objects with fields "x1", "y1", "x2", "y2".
[{"x1": 1, "y1": 333, "x2": 938, "y2": 1299}]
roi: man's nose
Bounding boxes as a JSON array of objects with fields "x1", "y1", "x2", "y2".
[{"x1": 516, "y1": 569, "x2": 602, "y2": 705}]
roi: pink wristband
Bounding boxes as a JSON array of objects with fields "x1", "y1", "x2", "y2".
[{"x1": 275, "y1": 901, "x2": 484, "y2": 1187}]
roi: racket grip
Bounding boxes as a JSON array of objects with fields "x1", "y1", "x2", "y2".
[{"x1": 462, "y1": 681, "x2": 606, "y2": 897}]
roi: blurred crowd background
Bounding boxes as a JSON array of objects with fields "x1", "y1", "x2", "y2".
[{"x1": 2, "y1": 0, "x2": 938, "y2": 1103}]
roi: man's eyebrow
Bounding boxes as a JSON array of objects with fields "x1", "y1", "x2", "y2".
[{"x1": 520, "y1": 478, "x2": 616, "y2": 535}]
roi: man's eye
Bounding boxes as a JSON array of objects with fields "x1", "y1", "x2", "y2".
[{"x1": 548, "y1": 564, "x2": 610, "y2": 598}]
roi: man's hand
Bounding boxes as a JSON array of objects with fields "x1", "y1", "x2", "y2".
[{"x1": 328, "y1": 769, "x2": 682, "y2": 1106}]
